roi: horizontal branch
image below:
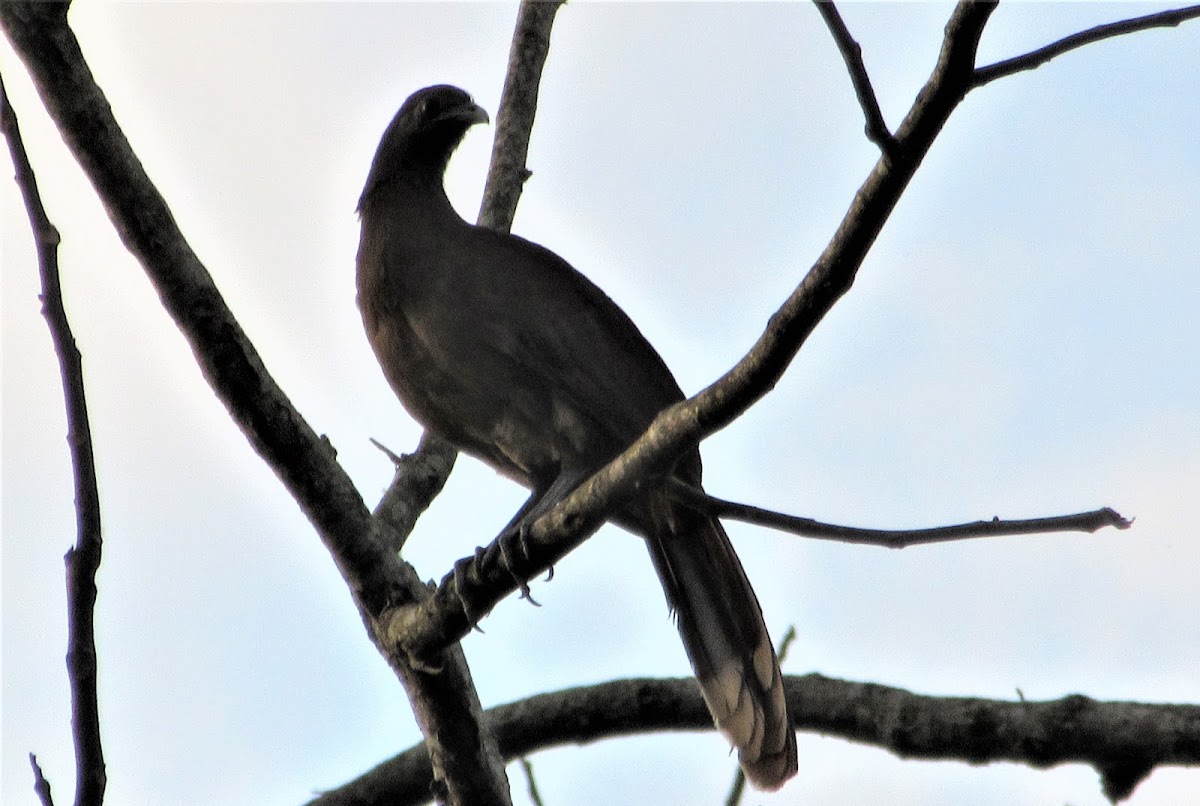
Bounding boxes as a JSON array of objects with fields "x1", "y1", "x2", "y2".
[
  {"x1": 306, "y1": 674, "x2": 1200, "y2": 806},
  {"x1": 663, "y1": 480, "x2": 1131, "y2": 547},
  {"x1": 973, "y1": 4, "x2": 1200, "y2": 87}
]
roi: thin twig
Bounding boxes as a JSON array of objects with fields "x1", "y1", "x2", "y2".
[
  {"x1": 776, "y1": 626, "x2": 798, "y2": 665},
  {"x1": 517, "y1": 759, "x2": 545, "y2": 806},
  {"x1": 973, "y1": 4, "x2": 1200, "y2": 87},
  {"x1": 29, "y1": 754, "x2": 55, "y2": 806},
  {"x1": 2, "y1": 74, "x2": 107, "y2": 806},
  {"x1": 725, "y1": 764, "x2": 746, "y2": 806},
  {"x1": 812, "y1": 0, "x2": 898, "y2": 156},
  {"x1": 664, "y1": 479, "x2": 1130, "y2": 548}
]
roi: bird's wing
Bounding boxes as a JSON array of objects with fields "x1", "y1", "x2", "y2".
[{"x1": 402, "y1": 224, "x2": 697, "y2": 475}]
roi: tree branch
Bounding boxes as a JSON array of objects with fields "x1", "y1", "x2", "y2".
[
  {"x1": 370, "y1": 434, "x2": 457, "y2": 553},
  {"x1": 306, "y1": 674, "x2": 1200, "y2": 806},
  {"x1": 2, "y1": 73, "x2": 106, "y2": 806},
  {"x1": 478, "y1": 0, "x2": 565, "y2": 233},
  {"x1": 973, "y1": 4, "x2": 1200, "y2": 88},
  {"x1": 0, "y1": 0, "x2": 391, "y2": 611},
  {"x1": 663, "y1": 480, "x2": 1131, "y2": 547},
  {"x1": 811, "y1": 0, "x2": 898, "y2": 156},
  {"x1": 29, "y1": 754, "x2": 55, "y2": 806}
]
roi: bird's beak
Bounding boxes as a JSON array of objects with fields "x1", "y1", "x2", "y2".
[
  {"x1": 450, "y1": 103, "x2": 489, "y2": 127},
  {"x1": 468, "y1": 103, "x2": 490, "y2": 126}
]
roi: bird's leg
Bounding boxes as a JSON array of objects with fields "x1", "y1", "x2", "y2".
[
  {"x1": 492, "y1": 469, "x2": 590, "y2": 604},
  {"x1": 451, "y1": 546, "x2": 492, "y2": 628},
  {"x1": 445, "y1": 487, "x2": 547, "y2": 617},
  {"x1": 490, "y1": 488, "x2": 549, "y2": 605},
  {"x1": 497, "y1": 534, "x2": 540, "y2": 606}
]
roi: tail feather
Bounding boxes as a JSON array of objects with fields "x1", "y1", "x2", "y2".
[{"x1": 641, "y1": 497, "x2": 797, "y2": 790}]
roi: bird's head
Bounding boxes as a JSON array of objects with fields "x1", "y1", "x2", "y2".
[{"x1": 359, "y1": 85, "x2": 490, "y2": 210}]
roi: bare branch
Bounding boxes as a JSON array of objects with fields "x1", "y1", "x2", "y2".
[
  {"x1": 371, "y1": 434, "x2": 457, "y2": 553},
  {"x1": 974, "y1": 5, "x2": 1200, "y2": 88},
  {"x1": 478, "y1": 0, "x2": 566, "y2": 233},
  {"x1": 516, "y1": 759, "x2": 545, "y2": 806},
  {"x1": 29, "y1": 754, "x2": 55, "y2": 806},
  {"x1": 664, "y1": 480, "x2": 1130, "y2": 547},
  {"x1": 811, "y1": 0, "x2": 898, "y2": 156},
  {"x1": 2, "y1": 74, "x2": 106, "y2": 806},
  {"x1": 306, "y1": 675, "x2": 1200, "y2": 806},
  {"x1": 0, "y1": 0, "x2": 392, "y2": 610}
]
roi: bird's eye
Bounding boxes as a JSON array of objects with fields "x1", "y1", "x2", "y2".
[{"x1": 421, "y1": 98, "x2": 439, "y2": 120}]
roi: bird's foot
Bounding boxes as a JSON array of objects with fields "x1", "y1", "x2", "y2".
[
  {"x1": 497, "y1": 525, "x2": 540, "y2": 606},
  {"x1": 451, "y1": 548, "x2": 490, "y2": 631}
]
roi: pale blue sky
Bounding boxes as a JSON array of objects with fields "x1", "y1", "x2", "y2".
[{"x1": 4, "y1": 3, "x2": 1198, "y2": 804}]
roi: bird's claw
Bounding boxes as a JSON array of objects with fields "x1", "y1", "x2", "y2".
[
  {"x1": 451, "y1": 550, "x2": 487, "y2": 632},
  {"x1": 497, "y1": 524, "x2": 540, "y2": 606}
]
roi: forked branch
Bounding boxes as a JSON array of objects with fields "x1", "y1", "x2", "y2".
[{"x1": 812, "y1": 1, "x2": 897, "y2": 156}]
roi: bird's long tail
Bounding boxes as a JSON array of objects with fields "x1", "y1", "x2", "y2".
[{"x1": 641, "y1": 496, "x2": 797, "y2": 790}]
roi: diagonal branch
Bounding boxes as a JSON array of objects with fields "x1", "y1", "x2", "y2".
[
  {"x1": 306, "y1": 674, "x2": 1200, "y2": 806},
  {"x1": 973, "y1": 4, "x2": 1200, "y2": 88},
  {"x1": 811, "y1": 0, "x2": 898, "y2": 156},
  {"x1": 0, "y1": 0, "x2": 390, "y2": 611},
  {"x1": 479, "y1": 0, "x2": 564, "y2": 234},
  {"x1": 2, "y1": 73, "x2": 106, "y2": 806}
]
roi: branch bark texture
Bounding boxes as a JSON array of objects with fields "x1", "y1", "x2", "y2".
[{"x1": 307, "y1": 674, "x2": 1200, "y2": 806}]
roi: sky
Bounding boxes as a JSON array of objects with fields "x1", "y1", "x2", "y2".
[{"x1": 3, "y1": 3, "x2": 1198, "y2": 804}]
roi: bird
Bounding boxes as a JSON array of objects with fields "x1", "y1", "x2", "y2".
[{"x1": 355, "y1": 84, "x2": 797, "y2": 790}]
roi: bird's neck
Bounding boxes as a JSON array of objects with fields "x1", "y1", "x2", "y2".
[{"x1": 359, "y1": 166, "x2": 460, "y2": 226}]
